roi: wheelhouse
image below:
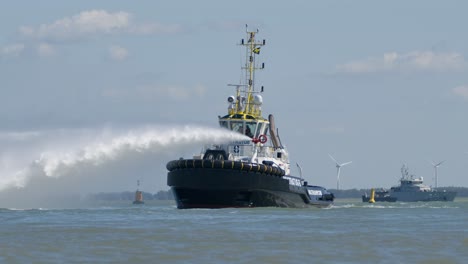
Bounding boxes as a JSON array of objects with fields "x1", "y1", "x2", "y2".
[{"x1": 218, "y1": 114, "x2": 269, "y2": 139}]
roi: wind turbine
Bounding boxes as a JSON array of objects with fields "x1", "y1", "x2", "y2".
[
  {"x1": 328, "y1": 154, "x2": 352, "y2": 190},
  {"x1": 431, "y1": 160, "x2": 445, "y2": 188},
  {"x1": 296, "y1": 162, "x2": 303, "y2": 180}
]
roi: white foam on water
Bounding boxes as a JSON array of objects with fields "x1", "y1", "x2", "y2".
[{"x1": 0, "y1": 124, "x2": 249, "y2": 208}]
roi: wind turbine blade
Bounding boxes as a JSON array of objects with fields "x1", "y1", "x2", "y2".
[
  {"x1": 435, "y1": 160, "x2": 445, "y2": 167},
  {"x1": 328, "y1": 154, "x2": 339, "y2": 165},
  {"x1": 340, "y1": 161, "x2": 352, "y2": 167}
]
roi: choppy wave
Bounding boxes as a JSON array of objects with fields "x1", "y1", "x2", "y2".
[
  {"x1": 330, "y1": 201, "x2": 459, "y2": 209},
  {"x1": 1, "y1": 200, "x2": 467, "y2": 263}
]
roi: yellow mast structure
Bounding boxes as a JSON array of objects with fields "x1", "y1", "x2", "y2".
[{"x1": 230, "y1": 25, "x2": 265, "y2": 119}]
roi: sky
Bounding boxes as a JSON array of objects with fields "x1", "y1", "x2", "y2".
[{"x1": 1, "y1": 1, "x2": 468, "y2": 206}]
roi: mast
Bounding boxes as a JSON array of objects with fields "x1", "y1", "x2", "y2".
[{"x1": 234, "y1": 25, "x2": 265, "y2": 118}]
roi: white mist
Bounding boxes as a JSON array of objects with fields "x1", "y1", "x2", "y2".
[{"x1": 0, "y1": 125, "x2": 248, "y2": 208}]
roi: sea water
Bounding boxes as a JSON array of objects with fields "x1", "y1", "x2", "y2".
[
  {"x1": 1, "y1": 199, "x2": 467, "y2": 264},
  {"x1": 1, "y1": 126, "x2": 467, "y2": 263}
]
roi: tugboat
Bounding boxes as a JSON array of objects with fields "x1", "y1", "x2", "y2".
[
  {"x1": 133, "y1": 180, "x2": 144, "y2": 205},
  {"x1": 166, "y1": 26, "x2": 334, "y2": 209},
  {"x1": 362, "y1": 165, "x2": 456, "y2": 202}
]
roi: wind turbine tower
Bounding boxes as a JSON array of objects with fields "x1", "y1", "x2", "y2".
[
  {"x1": 328, "y1": 154, "x2": 352, "y2": 190},
  {"x1": 431, "y1": 160, "x2": 445, "y2": 188},
  {"x1": 296, "y1": 162, "x2": 303, "y2": 180}
]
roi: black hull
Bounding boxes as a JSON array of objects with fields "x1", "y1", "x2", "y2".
[
  {"x1": 167, "y1": 161, "x2": 332, "y2": 209},
  {"x1": 170, "y1": 187, "x2": 310, "y2": 209}
]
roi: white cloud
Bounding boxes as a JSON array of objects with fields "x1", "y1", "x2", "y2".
[
  {"x1": 209, "y1": 21, "x2": 245, "y2": 31},
  {"x1": 336, "y1": 51, "x2": 466, "y2": 73},
  {"x1": 129, "y1": 22, "x2": 182, "y2": 35},
  {"x1": 102, "y1": 84, "x2": 206, "y2": 102},
  {"x1": 19, "y1": 9, "x2": 182, "y2": 41},
  {"x1": 109, "y1": 45, "x2": 128, "y2": 61},
  {"x1": 1, "y1": 43, "x2": 25, "y2": 57},
  {"x1": 0, "y1": 131, "x2": 41, "y2": 141},
  {"x1": 20, "y1": 10, "x2": 130, "y2": 41},
  {"x1": 452, "y1": 85, "x2": 468, "y2": 101},
  {"x1": 37, "y1": 43, "x2": 56, "y2": 57}
]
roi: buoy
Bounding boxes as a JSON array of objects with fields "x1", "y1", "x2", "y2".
[
  {"x1": 133, "y1": 180, "x2": 144, "y2": 205},
  {"x1": 368, "y1": 188, "x2": 375, "y2": 203}
]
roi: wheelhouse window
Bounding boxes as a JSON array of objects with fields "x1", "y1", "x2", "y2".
[
  {"x1": 245, "y1": 122, "x2": 256, "y2": 138},
  {"x1": 252, "y1": 122, "x2": 268, "y2": 138},
  {"x1": 227, "y1": 121, "x2": 268, "y2": 138},
  {"x1": 231, "y1": 121, "x2": 244, "y2": 134},
  {"x1": 219, "y1": 120, "x2": 228, "y2": 129}
]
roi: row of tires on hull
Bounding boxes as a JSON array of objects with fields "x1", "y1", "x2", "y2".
[{"x1": 166, "y1": 159, "x2": 286, "y2": 177}]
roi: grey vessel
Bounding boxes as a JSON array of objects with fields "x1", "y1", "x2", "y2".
[{"x1": 363, "y1": 165, "x2": 456, "y2": 202}]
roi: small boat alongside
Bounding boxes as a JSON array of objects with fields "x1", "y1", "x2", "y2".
[{"x1": 166, "y1": 27, "x2": 334, "y2": 209}]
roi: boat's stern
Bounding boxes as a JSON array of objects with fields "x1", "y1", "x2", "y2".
[{"x1": 305, "y1": 185, "x2": 334, "y2": 207}]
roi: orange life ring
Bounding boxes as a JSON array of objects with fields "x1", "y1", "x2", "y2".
[{"x1": 259, "y1": 134, "x2": 267, "y2": 144}]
